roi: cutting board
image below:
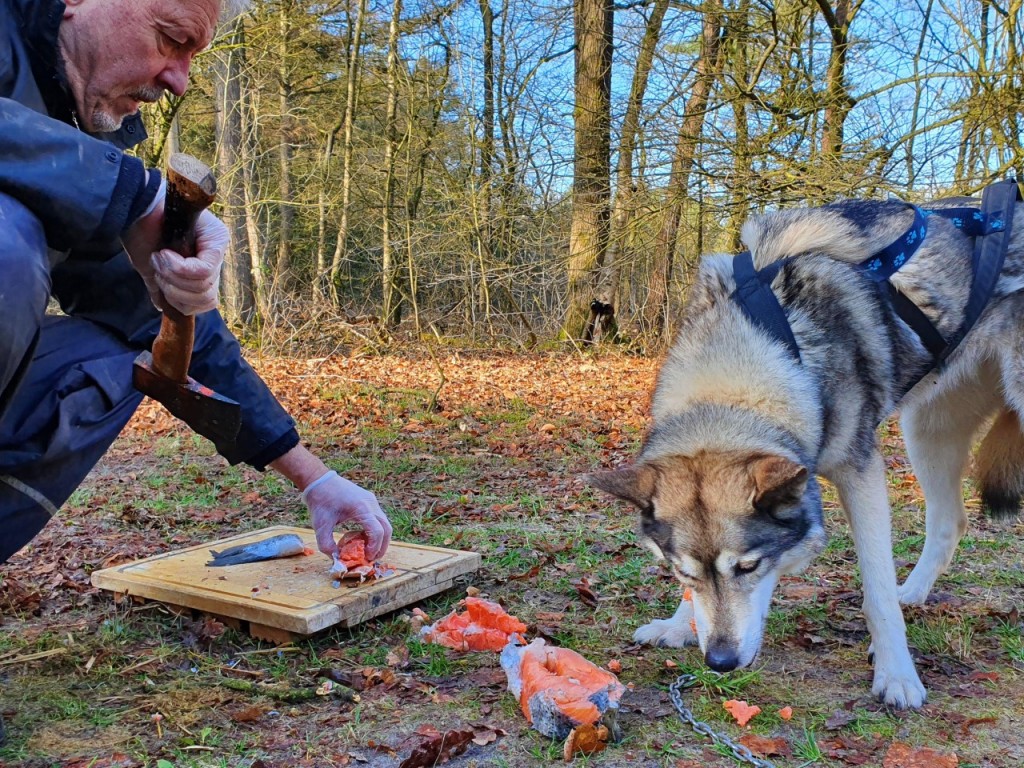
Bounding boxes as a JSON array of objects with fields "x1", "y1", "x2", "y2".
[{"x1": 91, "y1": 526, "x2": 480, "y2": 642}]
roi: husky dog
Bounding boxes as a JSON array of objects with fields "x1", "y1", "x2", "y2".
[{"x1": 590, "y1": 193, "x2": 1023, "y2": 709}]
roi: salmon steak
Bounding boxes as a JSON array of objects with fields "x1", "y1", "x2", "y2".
[{"x1": 500, "y1": 638, "x2": 625, "y2": 740}]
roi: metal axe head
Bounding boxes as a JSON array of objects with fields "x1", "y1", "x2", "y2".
[{"x1": 133, "y1": 350, "x2": 242, "y2": 445}]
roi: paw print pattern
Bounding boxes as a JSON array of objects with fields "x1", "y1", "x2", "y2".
[{"x1": 893, "y1": 253, "x2": 906, "y2": 267}]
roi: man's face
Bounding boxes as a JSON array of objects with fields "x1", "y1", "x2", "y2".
[{"x1": 58, "y1": 0, "x2": 220, "y2": 132}]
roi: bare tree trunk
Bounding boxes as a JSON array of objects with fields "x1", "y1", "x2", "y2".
[
  {"x1": 644, "y1": 1, "x2": 724, "y2": 343},
  {"x1": 274, "y1": 0, "x2": 295, "y2": 290},
  {"x1": 816, "y1": 0, "x2": 859, "y2": 170},
  {"x1": 315, "y1": 124, "x2": 339, "y2": 300},
  {"x1": 475, "y1": 0, "x2": 496, "y2": 330},
  {"x1": 405, "y1": 43, "x2": 452, "y2": 335},
  {"x1": 381, "y1": 0, "x2": 404, "y2": 329},
  {"x1": 588, "y1": 0, "x2": 668, "y2": 344},
  {"x1": 328, "y1": 0, "x2": 368, "y2": 303},
  {"x1": 563, "y1": 0, "x2": 613, "y2": 342},
  {"x1": 239, "y1": 54, "x2": 268, "y2": 320},
  {"x1": 214, "y1": 16, "x2": 257, "y2": 327}
]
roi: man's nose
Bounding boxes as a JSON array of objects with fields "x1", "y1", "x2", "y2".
[{"x1": 158, "y1": 56, "x2": 191, "y2": 97}]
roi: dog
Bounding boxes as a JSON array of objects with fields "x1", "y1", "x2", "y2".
[{"x1": 590, "y1": 190, "x2": 1023, "y2": 709}]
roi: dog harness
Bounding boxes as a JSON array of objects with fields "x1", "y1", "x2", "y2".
[{"x1": 731, "y1": 178, "x2": 1022, "y2": 377}]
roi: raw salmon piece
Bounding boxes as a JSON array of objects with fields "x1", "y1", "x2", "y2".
[
  {"x1": 723, "y1": 699, "x2": 761, "y2": 727},
  {"x1": 420, "y1": 597, "x2": 526, "y2": 651},
  {"x1": 330, "y1": 531, "x2": 393, "y2": 581},
  {"x1": 500, "y1": 638, "x2": 625, "y2": 740}
]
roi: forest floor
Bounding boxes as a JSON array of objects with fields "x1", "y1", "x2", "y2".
[{"x1": 0, "y1": 350, "x2": 1022, "y2": 768}]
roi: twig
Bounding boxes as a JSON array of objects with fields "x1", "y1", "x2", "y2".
[{"x1": 0, "y1": 647, "x2": 69, "y2": 666}]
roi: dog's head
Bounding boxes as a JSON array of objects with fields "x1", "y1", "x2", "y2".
[{"x1": 589, "y1": 451, "x2": 826, "y2": 670}]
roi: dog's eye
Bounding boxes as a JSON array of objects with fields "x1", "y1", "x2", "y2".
[{"x1": 735, "y1": 559, "x2": 761, "y2": 575}]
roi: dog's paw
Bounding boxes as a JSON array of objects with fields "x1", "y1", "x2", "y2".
[
  {"x1": 897, "y1": 576, "x2": 932, "y2": 606},
  {"x1": 633, "y1": 617, "x2": 698, "y2": 648},
  {"x1": 872, "y1": 664, "x2": 927, "y2": 709}
]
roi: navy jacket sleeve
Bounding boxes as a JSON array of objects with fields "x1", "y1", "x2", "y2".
[{"x1": 50, "y1": 255, "x2": 301, "y2": 470}]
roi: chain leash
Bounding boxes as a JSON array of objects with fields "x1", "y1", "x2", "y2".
[{"x1": 669, "y1": 673, "x2": 777, "y2": 768}]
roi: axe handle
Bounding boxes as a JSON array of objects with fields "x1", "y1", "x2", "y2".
[{"x1": 149, "y1": 153, "x2": 217, "y2": 384}]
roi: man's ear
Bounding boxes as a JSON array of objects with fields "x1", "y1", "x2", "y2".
[
  {"x1": 750, "y1": 455, "x2": 808, "y2": 517},
  {"x1": 585, "y1": 464, "x2": 658, "y2": 510}
]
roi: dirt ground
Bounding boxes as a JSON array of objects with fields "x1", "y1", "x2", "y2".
[{"x1": 1, "y1": 352, "x2": 1021, "y2": 767}]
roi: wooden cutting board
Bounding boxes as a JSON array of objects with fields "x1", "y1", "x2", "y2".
[{"x1": 91, "y1": 526, "x2": 480, "y2": 641}]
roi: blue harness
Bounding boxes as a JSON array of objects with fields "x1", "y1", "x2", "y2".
[{"x1": 731, "y1": 178, "x2": 1022, "y2": 380}]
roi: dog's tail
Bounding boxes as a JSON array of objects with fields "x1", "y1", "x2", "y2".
[{"x1": 974, "y1": 408, "x2": 1024, "y2": 518}]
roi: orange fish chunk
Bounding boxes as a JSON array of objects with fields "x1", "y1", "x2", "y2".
[
  {"x1": 723, "y1": 699, "x2": 761, "y2": 727},
  {"x1": 421, "y1": 597, "x2": 527, "y2": 652},
  {"x1": 501, "y1": 638, "x2": 625, "y2": 739}
]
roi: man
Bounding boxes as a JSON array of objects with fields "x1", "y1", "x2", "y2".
[{"x1": 0, "y1": 0, "x2": 392, "y2": 594}]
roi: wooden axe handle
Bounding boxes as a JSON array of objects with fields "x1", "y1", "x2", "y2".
[{"x1": 150, "y1": 153, "x2": 217, "y2": 384}]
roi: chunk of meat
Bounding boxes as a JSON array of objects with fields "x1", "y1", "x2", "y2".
[
  {"x1": 420, "y1": 597, "x2": 527, "y2": 652},
  {"x1": 500, "y1": 638, "x2": 625, "y2": 740}
]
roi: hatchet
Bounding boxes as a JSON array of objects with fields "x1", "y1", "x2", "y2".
[{"x1": 132, "y1": 153, "x2": 242, "y2": 444}]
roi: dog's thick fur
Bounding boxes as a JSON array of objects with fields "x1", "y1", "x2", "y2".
[{"x1": 591, "y1": 196, "x2": 1024, "y2": 708}]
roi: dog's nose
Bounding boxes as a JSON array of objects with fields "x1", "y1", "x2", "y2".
[{"x1": 705, "y1": 643, "x2": 739, "y2": 672}]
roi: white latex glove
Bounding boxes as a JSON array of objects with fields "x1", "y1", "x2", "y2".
[
  {"x1": 122, "y1": 182, "x2": 228, "y2": 316},
  {"x1": 301, "y1": 470, "x2": 393, "y2": 561}
]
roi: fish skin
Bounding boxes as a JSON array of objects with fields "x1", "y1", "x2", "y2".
[{"x1": 206, "y1": 533, "x2": 306, "y2": 567}]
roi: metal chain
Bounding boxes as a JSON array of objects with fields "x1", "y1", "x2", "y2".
[{"x1": 669, "y1": 673, "x2": 777, "y2": 768}]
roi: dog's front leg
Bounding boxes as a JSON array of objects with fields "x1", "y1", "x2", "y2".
[
  {"x1": 633, "y1": 591, "x2": 699, "y2": 649},
  {"x1": 832, "y1": 453, "x2": 926, "y2": 709}
]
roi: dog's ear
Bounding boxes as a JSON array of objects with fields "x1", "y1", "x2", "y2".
[
  {"x1": 750, "y1": 455, "x2": 808, "y2": 518},
  {"x1": 585, "y1": 464, "x2": 658, "y2": 510}
]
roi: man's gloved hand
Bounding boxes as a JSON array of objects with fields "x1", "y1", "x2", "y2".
[
  {"x1": 122, "y1": 179, "x2": 229, "y2": 315},
  {"x1": 302, "y1": 470, "x2": 393, "y2": 561}
]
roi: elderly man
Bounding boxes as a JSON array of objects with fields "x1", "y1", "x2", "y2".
[{"x1": 0, "y1": 0, "x2": 391, "y2": 638}]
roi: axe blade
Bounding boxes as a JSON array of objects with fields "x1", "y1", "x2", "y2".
[{"x1": 133, "y1": 350, "x2": 242, "y2": 445}]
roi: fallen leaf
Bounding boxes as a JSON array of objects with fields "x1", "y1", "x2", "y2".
[
  {"x1": 882, "y1": 742, "x2": 958, "y2": 768},
  {"x1": 399, "y1": 727, "x2": 475, "y2": 768},
  {"x1": 723, "y1": 699, "x2": 761, "y2": 727},
  {"x1": 386, "y1": 645, "x2": 410, "y2": 668},
  {"x1": 562, "y1": 723, "x2": 609, "y2": 761},
  {"x1": 825, "y1": 709, "x2": 857, "y2": 730},
  {"x1": 470, "y1": 722, "x2": 506, "y2": 746},
  {"x1": 229, "y1": 706, "x2": 265, "y2": 723},
  {"x1": 573, "y1": 578, "x2": 599, "y2": 608},
  {"x1": 737, "y1": 733, "x2": 791, "y2": 758}
]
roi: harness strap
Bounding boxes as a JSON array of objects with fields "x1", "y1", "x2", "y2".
[
  {"x1": 938, "y1": 178, "x2": 1022, "y2": 365},
  {"x1": 729, "y1": 178, "x2": 1020, "y2": 372},
  {"x1": 731, "y1": 251, "x2": 800, "y2": 361},
  {"x1": 860, "y1": 206, "x2": 928, "y2": 281}
]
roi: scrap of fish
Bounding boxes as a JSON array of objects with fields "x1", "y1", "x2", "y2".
[{"x1": 206, "y1": 533, "x2": 307, "y2": 567}]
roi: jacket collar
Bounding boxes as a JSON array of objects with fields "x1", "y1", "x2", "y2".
[{"x1": 10, "y1": 0, "x2": 147, "y2": 150}]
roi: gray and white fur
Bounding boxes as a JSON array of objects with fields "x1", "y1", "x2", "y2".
[{"x1": 590, "y1": 195, "x2": 1024, "y2": 709}]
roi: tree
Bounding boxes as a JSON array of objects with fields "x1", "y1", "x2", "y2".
[{"x1": 563, "y1": 0, "x2": 613, "y2": 342}]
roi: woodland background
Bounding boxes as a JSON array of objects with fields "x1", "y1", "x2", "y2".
[{"x1": 143, "y1": 0, "x2": 1024, "y2": 350}]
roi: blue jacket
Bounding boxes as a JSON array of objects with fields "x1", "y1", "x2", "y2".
[{"x1": 0, "y1": 0, "x2": 300, "y2": 469}]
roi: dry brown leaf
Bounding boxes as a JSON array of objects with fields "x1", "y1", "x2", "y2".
[
  {"x1": 562, "y1": 723, "x2": 609, "y2": 761},
  {"x1": 738, "y1": 733, "x2": 791, "y2": 758},
  {"x1": 882, "y1": 742, "x2": 958, "y2": 768},
  {"x1": 469, "y1": 722, "x2": 506, "y2": 746},
  {"x1": 229, "y1": 706, "x2": 265, "y2": 723},
  {"x1": 398, "y1": 727, "x2": 475, "y2": 768}
]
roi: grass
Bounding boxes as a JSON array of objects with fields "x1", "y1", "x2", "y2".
[{"x1": 1, "y1": 353, "x2": 1022, "y2": 767}]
